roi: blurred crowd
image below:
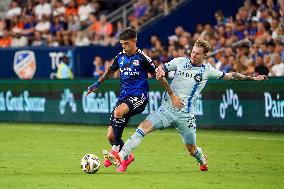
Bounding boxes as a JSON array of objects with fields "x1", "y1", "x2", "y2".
[
  {"x1": 0, "y1": 0, "x2": 283, "y2": 77},
  {"x1": 92, "y1": 0, "x2": 284, "y2": 78},
  {"x1": 0, "y1": 0, "x2": 173, "y2": 47}
]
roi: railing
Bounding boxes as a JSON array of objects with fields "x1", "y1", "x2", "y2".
[
  {"x1": 207, "y1": 39, "x2": 252, "y2": 57},
  {"x1": 105, "y1": 0, "x2": 187, "y2": 30},
  {"x1": 105, "y1": 0, "x2": 136, "y2": 28}
]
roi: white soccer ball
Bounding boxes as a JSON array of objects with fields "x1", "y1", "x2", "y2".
[{"x1": 81, "y1": 154, "x2": 100, "y2": 174}]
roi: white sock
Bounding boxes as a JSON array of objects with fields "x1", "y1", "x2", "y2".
[
  {"x1": 119, "y1": 127, "x2": 146, "y2": 160},
  {"x1": 111, "y1": 145, "x2": 120, "y2": 152},
  {"x1": 193, "y1": 147, "x2": 206, "y2": 165}
]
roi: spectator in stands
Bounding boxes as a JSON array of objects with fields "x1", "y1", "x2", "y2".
[
  {"x1": 5, "y1": 1, "x2": 22, "y2": 20},
  {"x1": 78, "y1": 0, "x2": 94, "y2": 22},
  {"x1": 255, "y1": 55, "x2": 269, "y2": 76},
  {"x1": 93, "y1": 56, "x2": 105, "y2": 78},
  {"x1": 31, "y1": 31, "x2": 45, "y2": 46},
  {"x1": 270, "y1": 53, "x2": 284, "y2": 76},
  {"x1": 46, "y1": 34, "x2": 59, "y2": 47},
  {"x1": 207, "y1": 57, "x2": 216, "y2": 67},
  {"x1": 62, "y1": 32, "x2": 73, "y2": 46},
  {"x1": 52, "y1": 0, "x2": 66, "y2": 17},
  {"x1": 74, "y1": 31, "x2": 90, "y2": 46},
  {"x1": 35, "y1": 15, "x2": 51, "y2": 35},
  {"x1": 34, "y1": 0, "x2": 52, "y2": 20},
  {"x1": 0, "y1": 30, "x2": 12, "y2": 47},
  {"x1": 65, "y1": 0, "x2": 78, "y2": 17},
  {"x1": 0, "y1": 18, "x2": 5, "y2": 36},
  {"x1": 129, "y1": 0, "x2": 148, "y2": 30},
  {"x1": 86, "y1": 13, "x2": 98, "y2": 34},
  {"x1": 11, "y1": 29, "x2": 28, "y2": 47},
  {"x1": 216, "y1": 56, "x2": 232, "y2": 73},
  {"x1": 214, "y1": 10, "x2": 228, "y2": 26},
  {"x1": 21, "y1": 15, "x2": 35, "y2": 37},
  {"x1": 22, "y1": 0, "x2": 35, "y2": 16},
  {"x1": 95, "y1": 15, "x2": 113, "y2": 38},
  {"x1": 67, "y1": 14, "x2": 81, "y2": 32},
  {"x1": 110, "y1": 21, "x2": 124, "y2": 46},
  {"x1": 50, "y1": 16, "x2": 65, "y2": 37}
]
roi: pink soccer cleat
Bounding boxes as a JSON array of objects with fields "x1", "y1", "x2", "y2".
[
  {"x1": 104, "y1": 159, "x2": 112, "y2": 167},
  {"x1": 103, "y1": 150, "x2": 121, "y2": 167},
  {"x1": 103, "y1": 150, "x2": 120, "y2": 167},
  {"x1": 116, "y1": 154, "x2": 135, "y2": 173}
]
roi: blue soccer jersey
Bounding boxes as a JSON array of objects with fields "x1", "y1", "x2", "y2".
[{"x1": 109, "y1": 49, "x2": 156, "y2": 101}]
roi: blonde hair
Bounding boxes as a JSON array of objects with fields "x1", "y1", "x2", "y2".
[{"x1": 194, "y1": 39, "x2": 212, "y2": 54}]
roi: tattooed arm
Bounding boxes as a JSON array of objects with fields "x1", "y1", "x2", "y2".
[
  {"x1": 223, "y1": 72, "x2": 268, "y2": 81},
  {"x1": 86, "y1": 68, "x2": 116, "y2": 96},
  {"x1": 97, "y1": 68, "x2": 115, "y2": 83}
]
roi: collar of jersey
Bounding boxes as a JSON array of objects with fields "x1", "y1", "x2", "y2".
[
  {"x1": 122, "y1": 49, "x2": 138, "y2": 57},
  {"x1": 187, "y1": 57, "x2": 205, "y2": 68}
]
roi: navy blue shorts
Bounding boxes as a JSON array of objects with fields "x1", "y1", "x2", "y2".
[{"x1": 109, "y1": 94, "x2": 148, "y2": 125}]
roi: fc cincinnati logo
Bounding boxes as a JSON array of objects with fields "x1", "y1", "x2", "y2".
[
  {"x1": 194, "y1": 74, "x2": 202, "y2": 82},
  {"x1": 133, "y1": 60, "x2": 140, "y2": 66},
  {"x1": 13, "y1": 50, "x2": 36, "y2": 79}
]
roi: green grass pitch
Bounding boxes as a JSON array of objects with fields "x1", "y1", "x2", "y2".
[{"x1": 0, "y1": 123, "x2": 283, "y2": 189}]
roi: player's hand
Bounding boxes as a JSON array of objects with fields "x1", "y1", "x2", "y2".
[
  {"x1": 86, "y1": 81, "x2": 100, "y2": 96},
  {"x1": 170, "y1": 94, "x2": 184, "y2": 110},
  {"x1": 155, "y1": 65, "x2": 165, "y2": 80},
  {"x1": 253, "y1": 75, "x2": 268, "y2": 81}
]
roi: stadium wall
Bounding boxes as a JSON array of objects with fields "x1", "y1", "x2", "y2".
[{"x1": 0, "y1": 78, "x2": 283, "y2": 131}]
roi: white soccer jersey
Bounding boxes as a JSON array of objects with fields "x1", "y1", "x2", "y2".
[{"x1": 162, "y1": 57, "x2": 224, "y2": 115}]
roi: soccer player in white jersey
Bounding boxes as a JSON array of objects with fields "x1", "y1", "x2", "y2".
[{"x1": 104, "y1": 39, "x2": 267, "y2": 172}]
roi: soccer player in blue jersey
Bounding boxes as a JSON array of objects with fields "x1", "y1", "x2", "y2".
[
  {"x1": 104, "y1": 39, "x2": 267, "y2": 172},
  {"x1": 87, "y1": 27, "x2": 182, "y2": 168}
]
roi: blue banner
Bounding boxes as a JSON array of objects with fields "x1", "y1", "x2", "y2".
[{"x1": 0, "y1": 46, "x2": 120, "y2": 79}]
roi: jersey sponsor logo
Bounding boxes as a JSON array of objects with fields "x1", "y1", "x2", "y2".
[
  {"x1": 177, "y1": 70, "x2": 193, "y2": 78},
  {"x1": 13, "y1": 50, "x2": 36, "y2": 79},
  {"x1": 133, "y1": 60, "x2": 140, "y2": 66},
  {"x1": 120, "y1": 67, "x2": 140, "y2": 76},
  {"x1": 194, "y1": 73, "x2": 202, "y2": 82}
]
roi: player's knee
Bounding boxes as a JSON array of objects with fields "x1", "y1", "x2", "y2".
[
  {"x1": 139, "y1": 120, "x2": 153, "y2": 134},
  {"x1": 106, "y1": 132, "x2": 114, "y2": 142},
  {"x1": 113, "y1": 109, "x2": 124, "y2": 118}
]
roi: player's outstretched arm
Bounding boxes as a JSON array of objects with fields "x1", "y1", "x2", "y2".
[
  {"x1": 86, "y1": 68, "x2": 115, "y2": 96},
  {"x1": 223, "y1": 72, "x2": 268, "y2": 81}
]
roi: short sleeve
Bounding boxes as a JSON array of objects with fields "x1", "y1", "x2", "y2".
[
  {"x1": 109, "y1": 55, "x2": 119, "y2": 72},
  {"x1": 164, "y1": 57, "x2": 183, "y2": 72},
  {"x1": 140, "y1": 51, "x2": 157, "y2": 75},
  {"x1": 207, "y1": 64, "x2": 225, "y2": 80}
]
